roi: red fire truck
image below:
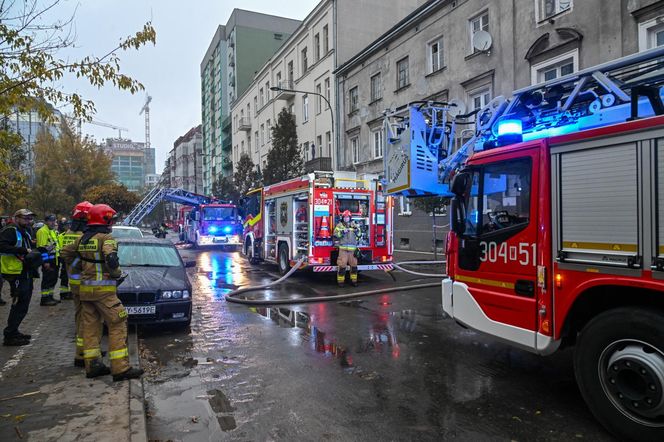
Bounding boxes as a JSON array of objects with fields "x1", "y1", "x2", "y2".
[
  {"x1": 384, "y1": 47, "x2": 664, "y2": 439},
  {"x1": 241, "y1": 171, "x2": 393, "y2": 275}
]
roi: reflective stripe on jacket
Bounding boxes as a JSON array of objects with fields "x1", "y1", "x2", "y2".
[
  {"x1": 62, "y1": 232, "x2": 121, "y2": 299},
  {"x1": 333, "y1": 222, "x2": 362, "y2": 251}
]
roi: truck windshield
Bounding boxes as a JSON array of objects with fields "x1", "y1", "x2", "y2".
[
  {"x1": 464, "y1": 158, "x2": 531, "y2": 236},
  {"x1": 203, "y1": 207, "x2": 236, "y2": 221}
]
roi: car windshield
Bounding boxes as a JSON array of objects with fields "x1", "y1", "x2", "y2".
[
  {"x1": 203, "y1": 207, "x2": 235, "y2": 221},
  {"x1": 113, "y1": 227, "x2": 144, "y2": 239},
  {"x1": 119, "y1": 244, "x2": 181, "y2": 267}
]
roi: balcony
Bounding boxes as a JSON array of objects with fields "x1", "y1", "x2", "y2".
[
  {"x1": 273, "y1": 80, "x2": 296, "y2": 99},
  {"x1": 238, "y1": 117, "x2": 251, "y2": 131},
  {"x1": 222, "y1": 137, "x2": 232, "y2": 151},
  {"x1": 304, "y1": 157, "x2": 332, "y2": 173}
]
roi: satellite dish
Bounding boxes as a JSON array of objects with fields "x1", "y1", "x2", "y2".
[
  {"x1": 447, "y1": 99, "x2": 467, "y2": 118},
  {"x1": 472, "y1": 30, "x2": 493, "y2": 53}
]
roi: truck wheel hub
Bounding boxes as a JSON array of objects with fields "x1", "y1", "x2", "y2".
[{"x1": 603, "y1": 342, "x2": 664, "y2": 423}]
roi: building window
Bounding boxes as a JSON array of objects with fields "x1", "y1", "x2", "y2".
[
  {"x1": 276, "y1": 71, "x2": 282, "y2": 87},
  {"x1": 531, "y1": 49, "x2": 578, "y2": 84},
  {"x1": 287, "y1": 61, "x2": 294, "y2": 83},
  {"x1": 289, "y1": 103, "x2": 295, "y2": 115},
  {"x1": 351, "y1": 137, "x2": 360, "y2": 164},
  {"x1": 538, "y1": 0, "x2": 572, "y2": 22},
  {"x1": 469, "y1": 87, "x2": 492, "y2": 111},
  {"x1": 303, "y1": 94, "x2": 309, "y2": 122},
  {"x1": 469, "y1": 11, "x2": 489, "y2": 53},
  {"x1": 397, "y1": 57, "x2": 409, "y2": 89},
  {"x1": 266, "y1": 119, "x2": 271, "y2": 143},
  {"x1": 370, "y1": 73, "x2": 382, "y2": 102},
  {"x1": 265, "y1": 81, "x2": 270, "y2": 101},
  {"x1": 639, "y1": 16, "x2": 664, "y2": 51},
  {"x1": 324, "y1": 78, "x2": 330, "y2": 109},
  {"x1": 398, "y1": 196, "x2": 412, "y2": 216},
  {"x1": 301, "y1": 47, "x2": 308, "y2": 74},
  {"x1": 428, "y1": 37, "x2": 444, "y2": 73},
  {"x1": 253, "y1": 96, "x2": 258, "y2": 116},
  {"x1": 316, "y1": 83, "x2": 322, "y2": 114},
  {"x1": 349, "y1": 86, "x2": 359, "y2": 112},
  {"x1": 372, "y1": 128, "x2": 384, "y2": 159},
  {"x1": 323, "y1": 25, "x2": 329, "y2": 54},
  {"x1": 260, "y1": 124, "x2": 265, "y2": 146},
  {"x1": 246, "y1": 103, "x2": 250, "y2": 118},
  {"x1": 326, "y1": 131, "x2": 331, "y2": 157},
  {"x1": 241, "y1": 140, "x2": 244, "y2": 155},
  {"x1": 259, "y1": 88, "x2": 264, "y2": 107},
  {"x1": 316, "y1": 135, "x2": 323, "y2": 156},
  {"x1": 314, "y1": 33, "x2": 321, "y2": 62},
  {"x1": 254, "y1": 130, "x2": 259, "y2": 152}
]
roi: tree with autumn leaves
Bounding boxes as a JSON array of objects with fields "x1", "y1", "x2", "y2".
[{"x1": 0, "y1": 0, "x2": 156, "y2": 213}]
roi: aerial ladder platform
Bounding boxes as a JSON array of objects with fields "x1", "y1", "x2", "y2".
[{"x1": 122, "y1": 187, "x2": 211, "y2": 226}]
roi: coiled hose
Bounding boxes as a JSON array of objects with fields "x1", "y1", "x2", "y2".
[{"x1": 224, "y1": 257, "x2": 446, "y2": 306}]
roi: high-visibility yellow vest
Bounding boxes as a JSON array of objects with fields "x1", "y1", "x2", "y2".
[{"x1": 0, "y1": 226, "x2": 25, "y2": 275}]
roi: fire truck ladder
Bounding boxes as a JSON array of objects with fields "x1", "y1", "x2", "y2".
[
  {"x1": 439, "y1": 45, "x2": 664, "y2": 183},
  {"x1": 122, "y1": 187, "x2": 211, "y2": 226}
]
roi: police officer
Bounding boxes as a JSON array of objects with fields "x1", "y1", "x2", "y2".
[
  {"x1": 60, "y1": 202, "x2": 95, "y2": 367},
  {"x1": 36, "y1": 214, "x2": 59, "y2": 306},
  {"x1": 333, "y1": 210, "x2": 362, "y2": 287},
  {"x1": 57, "y1": 217, "x2": 72, "y2": 300},
  {"x1": 1, "y1": 209, "x2": 42, "y2": 346},
  {"x1": 61, "y1": 204, "x2": 143, "y2": 380}
]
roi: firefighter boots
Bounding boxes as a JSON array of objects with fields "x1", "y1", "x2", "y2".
[
  {"x1": 86, "y1": 359, "x2": 111, "y2": 378},
  {"x1": 3, "y1": 335, "x2": 30, "y2": 346},
  {"x1": 40, "y1": 295, "x2": 58, "y2": 306},
  {"x1": 112, "y1": 367, "x2": 144, "y2": 382}
]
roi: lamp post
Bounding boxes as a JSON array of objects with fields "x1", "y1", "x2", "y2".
[{"x1": 270, "y1": 86, "x2": 334, "y2": 159}]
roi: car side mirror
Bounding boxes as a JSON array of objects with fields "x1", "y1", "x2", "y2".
[
  {"x1": 450, "y1": 197, "x2": 466, "y2": 235},
  {"x1": 451, "y1": 172, "x2": 471, "y2": 196},
  {"x1": 185, "y1": 260, "x2": 196, "y2": 268}
]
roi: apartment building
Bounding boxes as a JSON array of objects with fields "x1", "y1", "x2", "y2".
[
  {"x1": 335, "y1": 0, "x2": 664, "y2": 251},
  {"x1": 200, "y1": 10, "x2": 300, "y2": 194},
  {"x1": 230, "y1": 0, "x2": 425, "y2": 174}
]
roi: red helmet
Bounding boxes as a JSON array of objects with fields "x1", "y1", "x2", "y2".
[
  {"x1": 87, "y1": 204, "x2": 118, "y2": 226},
  {"x1": 341, "y1": 210, "x2": 352, "y2": 219},
  {"x1": 72, "y1": 201, "x2": 93, "y2": 221}
]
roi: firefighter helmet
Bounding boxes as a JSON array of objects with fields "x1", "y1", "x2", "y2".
[
  {"x1": 87, "y1": 204, "x2": 118, "y2": 226},
  {"x1": 72, "y1": 201, "x2": 93, "y2": 221},
  {"x1": 341, "y1": 210, "x2": 352, "y2": 222}
]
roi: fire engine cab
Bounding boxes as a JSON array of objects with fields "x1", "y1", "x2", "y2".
[
  {"x1": 241, "y1": 171, "x2": 393, "y2": 275},
  {"x1": 180, "y1": 202, "x2": 242, "y2": 249},
  {"x1": 384, "y1": 47, "x2": 664, "y2": 440}
]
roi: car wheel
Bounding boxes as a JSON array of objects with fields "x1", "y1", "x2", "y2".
[
  {"x1": 574, "y1": 307, "x2": 664, "y2": 441},
  {"x1": 278, "y1": 244, "x2": 290, "y2": 275}
]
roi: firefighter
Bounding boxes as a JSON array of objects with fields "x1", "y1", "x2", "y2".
[
  {"x1": 61, "y1": 204, "x2": 142, "y2": 380},
  {"x1": 36, "y1": 214, "x2": 59, "y2": 306},
  {"x1": 57, "y1": 217, "x2": 72, "y2": 300},
  {"x1": 60, "y1": 202, "x2": 95, "y2": 367},
  {"x1": 1, "y1": 209, "x2": 42, "y2": 346},
  {"x1": 333, "y1": 210, "x2": 362, "y2": 287}
]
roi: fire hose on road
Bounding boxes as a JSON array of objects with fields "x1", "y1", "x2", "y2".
[{"x1": 224, "y1": 257, "x2": 447, "y2": 306}]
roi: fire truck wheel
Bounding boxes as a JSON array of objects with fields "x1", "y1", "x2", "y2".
[
  {"x1": 278, "y1": 244, "x2": 290, "y2": 275},
  {"x1": 574, "y1": 307, "x2": 664, "y2": 441},
  {"x1": 245, "y1": 239, "x2": 259, "y2": 265}
]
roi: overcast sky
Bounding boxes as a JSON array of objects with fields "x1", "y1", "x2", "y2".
[{"x1": 45, "y1": 0, "x2": 318, "y2": 173}]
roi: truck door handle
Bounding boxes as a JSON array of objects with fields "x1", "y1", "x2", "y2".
[{"x1": 514, "y1": 280, "x2": 535, "y2": 297}]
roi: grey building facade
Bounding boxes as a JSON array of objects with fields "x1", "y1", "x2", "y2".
[
  {"x1": 335, "y1": 0, "x2": 664, "y2": 252},
  {"x1": 170, "y1": 125, "x2": 204, "y2": 194}
]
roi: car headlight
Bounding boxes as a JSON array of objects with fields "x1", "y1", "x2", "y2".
[
  {"x1": 172, "y1": 290, "x2": 182, "y2": 299},
  {"x1": 162, "y1": 291, "x2": 172, "y2": 299},
  {"x1": 183, "y1": 290, "x2": 190, "y2": 299}
]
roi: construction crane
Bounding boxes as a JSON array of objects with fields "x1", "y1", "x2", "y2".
[
  {"x1": 66, "y1": 115, "x2": 129, "y2": 139},
  {"x1": 139, "y1": 95, "x2": 152, "y2": 150}
]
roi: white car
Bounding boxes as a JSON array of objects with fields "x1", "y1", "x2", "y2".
[{"x1": 112, "y1": 226, "x2": 145, "y2": 239}]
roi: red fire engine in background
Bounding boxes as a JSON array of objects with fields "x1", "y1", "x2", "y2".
[
  {"x1": 383, "y1": 47, "x2": 664, "y2": 440},
  {"x1": 241, "y1": 171, "x2": 393, "y2": 275},
  {"x1": 178, "y1": 202, "x2": 242, "y2": 249}
]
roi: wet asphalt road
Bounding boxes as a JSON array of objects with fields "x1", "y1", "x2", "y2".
[{"x1": 139, "y1": 244, "x2": 615, "y2": 441}]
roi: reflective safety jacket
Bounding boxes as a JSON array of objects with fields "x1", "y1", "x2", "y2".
[
  {"x1": 0, "y1": 225, "x2": 31, "y2": 276},
  {"x1": 60, "y1": 229, "x2": 84, "y2": 292},
  {"x1": 61, "y1": 232, "x2": 121, "y2": 301},
  {"x1": 36, "y1": 225, "x2": 58, "y2": 264},
  {"x1": 333, "y1": 222, "x2": 362, "y2": 251}
]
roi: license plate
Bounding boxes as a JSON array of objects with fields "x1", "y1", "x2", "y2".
[
  {"x1": 126, "y1": 306, "x2": 156, "y2": 315},
  {"x1": 213, "y1": 237, "x2": 228, "y2": 243}
]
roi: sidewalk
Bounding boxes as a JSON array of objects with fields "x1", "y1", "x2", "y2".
[{"x1": 0, "y1": 283, "x2": 146, "y2": 442}]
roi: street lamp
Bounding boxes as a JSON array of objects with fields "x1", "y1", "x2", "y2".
[{"x1": 270, "y1": 86, "x2": 334, "y2": 159}]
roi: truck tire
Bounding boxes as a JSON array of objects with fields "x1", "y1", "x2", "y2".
[
  {"x1": 278, "y1": 244, "x2": 290, "y2": 275},
  {"x1": 245, "y1": 239, "x2": 259, "y2": 265},
  {"x1": 574, "y1": 307, "x2": 664, "y2": 441}
]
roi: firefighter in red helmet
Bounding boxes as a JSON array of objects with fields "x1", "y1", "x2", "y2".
[
  {"x1": 333, "y1": 210, "x2": 362, "y2": 287},
  {"x1": 61, "y1": 204, "x2": 143, "y2": 381}
]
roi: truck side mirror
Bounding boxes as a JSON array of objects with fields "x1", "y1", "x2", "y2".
[
  {"x1": 450, "y1": 197, "x2": 466, "y2": 235},
  {"x1": 194, "y1": 212, "x2": 200, "y2": 221},
  {"x1": 451, "y1": 172, "x2": 471, "y2": 196}
]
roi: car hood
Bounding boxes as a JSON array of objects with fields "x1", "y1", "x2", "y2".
[{"x1": 118, "y1": 266, "x2": 189, "y2": 292}]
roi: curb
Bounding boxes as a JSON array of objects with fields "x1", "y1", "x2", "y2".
[{"x1": 128, "y1": 326, "x2": 148, "y2": 442}]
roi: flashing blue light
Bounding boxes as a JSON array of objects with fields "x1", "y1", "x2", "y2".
[
  {"x1": 208, "y1": 226, "x2": 219, "y2": 234},
  {"x1": 497, "y1": 119, "x2": 523, "y2": 137},
  {"x1": 223, "y1": 226, "x2": 233, "y2": 234}
]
